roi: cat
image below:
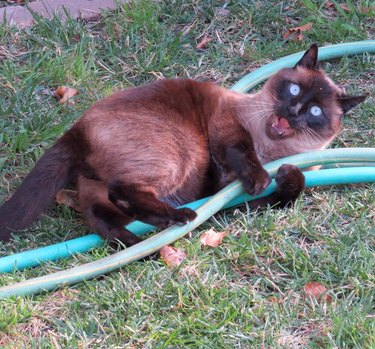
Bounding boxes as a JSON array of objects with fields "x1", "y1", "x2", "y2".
[{"x1": 0, "y1": 44, "x2": 366, "y2": 246}]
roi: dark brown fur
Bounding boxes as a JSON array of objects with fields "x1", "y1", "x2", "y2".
[{"x1": 0, "y1": 45, "x2": 366, "y2": 245}]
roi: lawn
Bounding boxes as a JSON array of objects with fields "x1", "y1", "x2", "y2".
[{"x1": 0, "y1": 0, "x2": 374, "y2": 348}]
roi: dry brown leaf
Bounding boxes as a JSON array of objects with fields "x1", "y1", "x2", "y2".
[
  {"x1": 282, "y1": 23, "x2": 313, "y2": 42},
  {"x1": 200, "y1": 228, "x2": 227, "y2": 247},
  {"x1": 268, "y1": 296, "x2": 282, "y2": 304},
  {"x1": 56, "y1": 189, "x2": 81, "y2": 212},
  {"x1": 196, "y1": 35, "x2": 212, "y2": 50},
  {"x1": 324, "y1": 1, "x2": 335, "y2": 8},
  {"x1": 324, "y1": 2, "x2": 374, "y2": 13},
  {"x1": 304, "y1": 282, "x2": 332, "y2": 302},
  {"x1": 339, "y1": 3, "x2": 350, "y2": 13},
  {"x1": 55, "y1": 86, "x2": 79, "y2": 104},
  {"x1": 72, "y1": 34, "x2": 81, "y2": 43},
  {"x1": 276, "y1": 329, "x2": 309, "y2": 348},
  {"x1": 360, "y1": 6, "x2": 375, "y2": 13},
  {"x1": 160, "y1": 245, "x2": 187, "y2": 269},
  {"x1": 214, "y1": 7, "x2": 230, "y2": 17},
  {"x1": 284, "y1": 16, "x2": 299, "y2": 25}
]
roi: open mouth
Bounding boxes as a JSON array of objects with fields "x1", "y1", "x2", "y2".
[{"x1": 267, "y1": 115, "x2": 295, "y2": 139}]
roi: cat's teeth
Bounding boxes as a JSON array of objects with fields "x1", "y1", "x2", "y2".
[{"x1": 272, "y1": 117, "x2": 291, "y2": 135}]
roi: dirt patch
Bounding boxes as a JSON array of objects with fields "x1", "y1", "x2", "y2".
[
  {"x1": 0, "y1": 0, "x2": 129, "y2": 28},
  {"x1": 0, "y1": 0, "x2": 36, "y2": 8}
]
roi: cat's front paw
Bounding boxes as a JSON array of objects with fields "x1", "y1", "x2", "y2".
[
  {"x1": 275, "y1": 164, "x2": 305, "y2": 199},
  {"x1": 173, "y1": 207, "x2": 197, "y2": 225},
  {"x1": 243, "y1": 168, "x2": 271, "y2": 196}
]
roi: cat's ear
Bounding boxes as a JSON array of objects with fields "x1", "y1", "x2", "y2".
[
  {"x1": 337, "y1": 94, "x2": 367, "y2": 113},
  {"x1": 295, "y1": 44, "x2": 319, "y2": 70}
]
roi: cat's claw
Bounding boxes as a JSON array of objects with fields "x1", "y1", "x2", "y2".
[
  {"x1": 142, "y1": 207, "x2": 197, "y2": 229},
  {"x1": 244, "y1": 169, "x2": 272, "y2": 196},
  {"x1": 173, "y1": 207, "x2": 197, "y2": 224}
]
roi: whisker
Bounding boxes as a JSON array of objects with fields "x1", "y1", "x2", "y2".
[
  {"x1": 267, "y1": 91, "x2": 279, "y2": 102},
  {"x1": 306, "y1": 127, "x2": 325, "y2": 144},
  {"x1": 301, "y1": 129, "x2": 315, "y2": 151},
  {"x1": 310, "y1": 128, "x2": 325, "y2": 141},
  {"x1": 245, "y1": 110, "x2": 274, "y2": 117},
  {"x1": 245, "y1": 110, "x2": 273, "y2": 131},
  {"x1": 229, "y1": 103, "x2": 274, "y2": 110},
  {"x1": 237, "y1": 100, "x2": 275, "y2": 106}
]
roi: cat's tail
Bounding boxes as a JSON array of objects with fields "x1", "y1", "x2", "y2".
[{"x1": 0, "y1": 128, "x2": 87, "y2": 241}]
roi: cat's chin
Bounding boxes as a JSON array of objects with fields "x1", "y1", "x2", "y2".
[{"x1": 266, "y1": 115, "x2": 295, "y2": 140}]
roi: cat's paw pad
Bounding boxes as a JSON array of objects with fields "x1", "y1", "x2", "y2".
[
  {"x1": 173, "y1": 208, "x2": 197, "y2": 225},
  {"x1": 244, "y1": 169, "x2": 271, "y2": 196},
  {"x1": 275, "y1": 164, "x2": 305, "y2": 194}
]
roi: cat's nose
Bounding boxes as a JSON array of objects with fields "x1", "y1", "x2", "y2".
[
  {"x1": 287, "y1": 104, "x2": 302, "y2": 117},
  {"x1": 287, "y1": 106, "x2": 298, "y2": 117}
]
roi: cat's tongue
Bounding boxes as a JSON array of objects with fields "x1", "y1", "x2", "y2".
[{"x1": 271, "y1": 117, "x2": 291, "y2": 135}]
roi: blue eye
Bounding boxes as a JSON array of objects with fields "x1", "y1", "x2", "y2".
[
  {"x1": 289, "y1": 83, "x2": 300, "y2": 96},
  {"x1": 311, "y1": 105, "x2": 322, "y2": 116}
]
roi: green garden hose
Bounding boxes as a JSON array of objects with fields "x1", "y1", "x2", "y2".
[
  {"x1": 1, "y1": 151, "x2": 375, "y2": 298},
  {"x1": 232, "y1": 40, "x2": 375, "y2": 93},
  {"x1": 0, "y1": 40, "x2": 374, "y2": 298},
  {"x1": 1, "y1": 151, "x2": 375, "y2": 274}
]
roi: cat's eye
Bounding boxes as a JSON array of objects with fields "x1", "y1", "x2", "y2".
[
  {"x1": 289, "y1": 84, "x2": 300, "y2": 96},
  {"x1": 310, "y1": 106, "x2": 322, "y2": 116}
]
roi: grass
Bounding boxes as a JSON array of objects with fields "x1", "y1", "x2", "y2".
[{"x1": 0, "y1": 0, "x2": 374, "y2": 347}]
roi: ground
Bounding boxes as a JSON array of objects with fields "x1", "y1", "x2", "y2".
[{"x1": 0, "y1": 1, "x2": 374, "y2": 348}]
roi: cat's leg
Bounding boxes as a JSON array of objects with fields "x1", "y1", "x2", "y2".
[
  {"x1": 225, "y1": 144, "x2": 271, "y2": 195},
  {"x1": 248, "y1": 164, "x2": 305, "y2": 209},
  {"x1": 78, "y1": 176, "x2": 142, "y2": 247},
  {"x1": 85, "y1": 203, "x2": 142, "y2": 247},
  {"x1": 108, "y1": 181, "x2": 197, "y2": 228},
  {"x1": 211, "y1": 123, "x2": 271, "y2": 196}
]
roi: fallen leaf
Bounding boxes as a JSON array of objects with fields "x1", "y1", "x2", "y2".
[
  {"x1": 284, "y1": 16, "x2": 299, "y2": 26},
  {"x1": 56, "y1": 189, "x2": 81, "y2": 212},
  {"x1": 361, "y1": 6, "x2": 375, "y2": 14},
  {"x1": 54, "y1": 86, "x2": 79, "y2": 105},
  {"x1": 160, "y1": 245, "x2": 187, "y2": 269},
  {"x1": 196, "y1": 35, "x2": 212, "y2": 50},
  {"x1": 214, "y1": 7, "x2": 230, "y2": 17},
  {"x1": 200, "y1": 228, "x2": 227, "y2": 247},
  {"x1": 304, "y1": 282, "x2": 332, "y2": 302},
  {"x1": 339, "y1": 3, "x2": 350, "y2": 13},
  {"x1": 324, "y1": 1, "x2": 335, "y2": 8},
  {"x1": 282, "y1": 23, "x2": 313, "y2": 42},
  {"x1": 72, "y1": 34, "x2": 81, "y2": 43},
  {"x1": 268, "y1": 296, "x2": 282, "y2": 304},
  {"x1": 324, "y1": 2, "x2": 374, "y2": 14},
  {"x1": 276, "y1": 329, "x2": 309, "y2": 348}
]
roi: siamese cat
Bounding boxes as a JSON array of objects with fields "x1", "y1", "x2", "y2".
[{"x1": 0, "y1": 44, "x2": 366, "y2": 246}]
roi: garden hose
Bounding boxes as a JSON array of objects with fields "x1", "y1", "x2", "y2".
[
  {"x1": 1, "y1": 151, "x2": 375, "y2": 297},
  {"x1": 232, "y1": 40, "x2": 375, "y2": 93},
  {"x1": 0, "y1": 40, "x2": 374, "y2": 298},
  {"x1": 1, "y1": 149, "x2": 375, "y2": 274}
]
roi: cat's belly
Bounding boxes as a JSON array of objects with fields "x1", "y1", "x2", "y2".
[{"x1": 85, "y1": 112, "x2": 211, "y2": 194}]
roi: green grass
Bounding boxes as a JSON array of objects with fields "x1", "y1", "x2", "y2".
[{"x1": 0, "y1": 0, "x2": 374, "y2": 347}]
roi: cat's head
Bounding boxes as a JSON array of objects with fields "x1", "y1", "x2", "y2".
[{"x1": 263, "y1": 44, "x2": 366, "y2": 146}]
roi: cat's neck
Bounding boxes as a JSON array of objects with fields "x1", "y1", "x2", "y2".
[{"x1": 234, "y1": 91, "x2": 273, "y2": 136}]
